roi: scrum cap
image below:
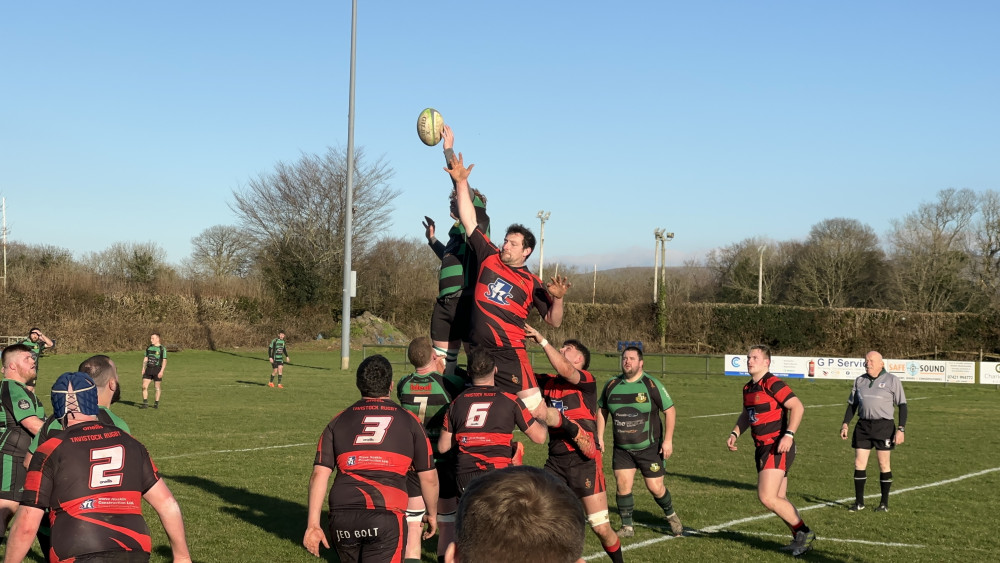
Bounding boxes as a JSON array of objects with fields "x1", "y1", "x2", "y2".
[{"x1": 51, "y1": 371, "x2": 100, "y2": 418}]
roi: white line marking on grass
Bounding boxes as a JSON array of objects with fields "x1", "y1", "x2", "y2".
[
  {"x1": 733, "y1": 530, "x2": 925, "y2": 548},
  {"x1": 158, "y1": 442, "x2": 313, "y2": 460},
  {"x1": 688, "y1": 397, "x2": 928, "y2": 419},
  {"x1": 582, "y1": 464, "x2": 999, "y2": 560}
]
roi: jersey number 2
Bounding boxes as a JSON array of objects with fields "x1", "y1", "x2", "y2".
[{"x1": 90, "y1": 445, "x2": 125, "y2": 489}]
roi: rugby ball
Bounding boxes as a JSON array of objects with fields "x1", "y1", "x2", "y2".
[{"x1": 417, "y1": 108, "x2": 444, "y2": 146}]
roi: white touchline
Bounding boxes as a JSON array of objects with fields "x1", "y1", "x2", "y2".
[
  {"x1": 733, "y1": 531, "x2": 924, "y2": 548},
  {"x1": 158, "y1": 442, "x2": 313, "y2": 460},
  {"x1": 688, "y1": 396, "x2": 929, "y2": 419},
  {"x1": 582, "y1": 464, "x2": 1000, "y2": 560}
]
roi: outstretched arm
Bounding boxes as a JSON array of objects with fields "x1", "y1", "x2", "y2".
[
  {"x1": 524, "y1": 324, "x2": 579, "y2": 384},
  {"x1": 444, "y1": 152, "x2": 477, "y2": 236},
  {"x1": 542, "y1": 276, "x2": 571, "y2": 327}
]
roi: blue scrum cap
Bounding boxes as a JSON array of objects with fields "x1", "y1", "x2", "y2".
[{"x1": 51, "y1": 371, "x2": 100, "y2": 418}]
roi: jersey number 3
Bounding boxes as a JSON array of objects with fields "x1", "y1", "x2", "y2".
[
  {"x1": 355, "y1": 416, "x2": 393, "y2": 445},
  {"x1": 90, "y1": 445, "x2": 125, "y2": 489}
]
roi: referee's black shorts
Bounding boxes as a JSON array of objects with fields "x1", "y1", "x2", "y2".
[{"x1": 852, "y1": 418, "x2": 896, "y2": 450}]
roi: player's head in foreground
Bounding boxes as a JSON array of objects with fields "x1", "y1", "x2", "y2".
[
  {"x1": 78, "y1": 354, "x2": 122, "y2": 405},
  {"x1": 446, "y1": 465, "x2": 586, "y2": 563},
  {"x1": 356, "y1": 354, "x2": 393, "y2": 398},
  {"x1": 466, "y1": 348, "x2": 496, "y2": 385},
  {"x1": 500, "y1": 224, "x2": 536, "y2": 267},
  {"x1": 561, "y1": 339, "x2": 591, "y2": 371},
  {"x1": 51, "y1": 371, "x2": 100, "y2": 421}
]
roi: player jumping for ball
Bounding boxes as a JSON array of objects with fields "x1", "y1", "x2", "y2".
[{"x1": 444, "y1": 147, "x2": 570, "y2": 419}]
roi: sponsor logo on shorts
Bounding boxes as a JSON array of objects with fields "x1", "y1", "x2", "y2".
[
  {"x1": 485, "y1": 278, "x2": 514, "y2": 305},
  {"x1": 650, "y1": 463, "x2": 661, "y2": 472}
]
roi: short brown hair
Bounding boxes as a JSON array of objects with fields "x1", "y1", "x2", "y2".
[
  {"x1": 466, "y1": 348, "x2": 495, "y2": 383},
  {"x1": 78, "y1": 355, "x2": 117, "y2": 388},
  {"x1": 455, "y1": 466, "x2": 585, "y2": 563},
  {"x1": 407, "y1": 336, "x2": 434, "y2": 369}
]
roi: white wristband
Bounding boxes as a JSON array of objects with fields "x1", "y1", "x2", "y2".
[{"x1": 539, "y1": 339, "x2": 549, "y2": 348}]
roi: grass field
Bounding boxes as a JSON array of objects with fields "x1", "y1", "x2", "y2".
[{"x1": 9, "y1": 345, "x2": 1000, "y2": 563}]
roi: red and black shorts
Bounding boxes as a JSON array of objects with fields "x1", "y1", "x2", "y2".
[
  {"x1": 755, "y1": 441, "x2": 796, "y2": 474},
  {"x1": 430, "y1": 292, "x2": 475, "y2": 344},
  {"x1": 612, "y1": 445, "x2": 666, "y2": 478},
  {"x1": 544, "y1": 451, "x2": 606, "y2": 499},
  {"x1": 852, "y1": 418, "x2": 896, "y2": 450},
  {"x1": 328, "y1": 508, "x2": 404, "y2": 563},
  {"x1": 484, "y1": 347, "x2": 537, "y2": 395}
]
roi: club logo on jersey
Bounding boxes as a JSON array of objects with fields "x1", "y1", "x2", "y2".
[
  {"x1": 485, "y1": 278, "x2": 514, "y2": 305},
  {"x1": 347, "y1": 456, "x2": 356, "y2": 466},
  {"x1": 650, "y1": 463, "x2": 661, "y2": 472},
  {"x1": 635, "y1": 393, "x2": 647, "y2": 404},
  {"x1": 878, "y1": 382, "x2": 886, "y2": 388},
  {"x1": 746, "y1": 407, "x2": 757, "y2": 423},
  {"x1": 511, "y1": 375, "x2": 519, "y2": 384},
  {"x1": 17, "y1": 399, "x2": 30, "y2": 410},
  {"x1": 585, "y1": 478, "x2": 592, "y2": 489},
  {"x1": 80, "y1": 499, "x2": 95, "y2": 510}
]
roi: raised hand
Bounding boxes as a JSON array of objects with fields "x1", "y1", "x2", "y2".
[{"x1": 546, "y1": 275, "x2": 572, "y2": 299}]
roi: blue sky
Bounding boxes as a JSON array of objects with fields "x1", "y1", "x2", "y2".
[{"x1": 3, "y1": 1, "x2": 998, "y2": 270}]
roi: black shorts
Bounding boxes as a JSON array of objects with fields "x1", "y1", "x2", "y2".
[
  {"x1": 852, "y1": 419, "x2": 896, "y2": 450},
  {"x1": 456, "y1": 469, "x2": 494, "y2": 496},
  {"x1": 270, "y1": 359, "x2": 284, "y2": 369},
  {"x1": 612, "y1": 445, "x2": 666, "y2": 478},
  {"x1": 483, "y1": 347, "x2": 537, "y2": 395},
  {"x1": 73, "y1": 552, "x2": 151, "y2": 562},
  {"x1": 406, "y1": 461, "x2": 458, "y2": 500},
  {"x1": 329, "y1": 509, "x2": 403, "y2": 563},
  {"x1": 142, "y1": 366, "x2": 162, "y2": 381},
  {"x1": 755, "y1": 442, "x2": 796, "y2": 474},
  {"x1": 430, "y1": 292, "x2": 475, "y2": 344},
  {"x1": 544, "y1": 451, "x2": 606, "y2": 499}
]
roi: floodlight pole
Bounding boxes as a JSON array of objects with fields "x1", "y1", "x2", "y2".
[
  {"x1": 537, "y1": 210, "x2": 550, "y2": 279},
  {"x1": 2, "y1": 197, "x2": 7, "y2": 293},
  {"x1": 340, "y1": 0, "x2": 358, "y2": 371},
  {"x1": 757, "y1": 245, "x2": 766, "y2": 305},
  {"x1": 653, "y1": 229, "x2": 664, "y2": 303}
]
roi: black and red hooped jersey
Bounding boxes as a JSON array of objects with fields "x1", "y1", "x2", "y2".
[
  {"x1": 21, "y1": 422, "x2": 161, "y2": 561},
  {"x1": 467, "y1": 229, "x2": 553, "y2": 349},
  {"x1": 743, "y1": 372, "x2": 796, "y2": 447},
  {"x1": 443, "y1": 385, "x2": 535, "y2": 473},
  {"x1": 315, "y1": 398, "x2": 433, "y2": 513},
  {"x1": 538, "y1": 370, "x2": 598, "y2": 456}
]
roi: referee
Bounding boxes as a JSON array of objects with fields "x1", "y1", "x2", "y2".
[{"x1": 840, "y1": 350, "x2": 907, "y2": 512}]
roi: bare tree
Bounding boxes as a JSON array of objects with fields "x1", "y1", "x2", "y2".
[
  {"x1": 355, "y1": 236, "x2": 438, "y2": 325},
  {"x1": 231, "y1": 146, "x2": 398, "y2": 304},
  {"x1": 887, "y1": 188, "x2": 980, "y2": 312},
  {"x1": 84, "y1": 241, "x2": 168, "y2": 283},
  {"x1": 786, "y1": 218, "x2": 886, "y2": 308},
  {"x1": 190, "y1": 225, "x2": 253, "y2": 278},
  {"x1": 706, "y1": 238, "x2": 792, "y2": 304},
  {"x1": 971, "y1": 190, "x2": 1000, "y2": 309}
]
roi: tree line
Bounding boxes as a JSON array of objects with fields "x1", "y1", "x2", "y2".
[{"x1": 4, "y1": 147, "x2": 999, "y2": 349}]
